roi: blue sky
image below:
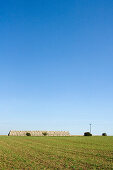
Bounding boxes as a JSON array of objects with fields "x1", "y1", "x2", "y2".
[{"x1": 0, "y1": 0, "x2": 113, "y2": 135}]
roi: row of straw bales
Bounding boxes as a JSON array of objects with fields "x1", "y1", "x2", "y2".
[{"x1": 8, "y1": 130, "x2": 70, "y2": 136}]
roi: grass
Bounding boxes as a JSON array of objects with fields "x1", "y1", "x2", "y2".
[{"x1": 0, "y1": 136, "x2": 113, "y2": 169}]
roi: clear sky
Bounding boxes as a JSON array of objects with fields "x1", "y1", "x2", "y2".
[{"x1": 0, "y1": 0, "x2": 113, "y2": 135}]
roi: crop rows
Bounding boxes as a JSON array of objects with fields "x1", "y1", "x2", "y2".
[{"x1": 0, "y1": 136, "x2": 113, "y2": 169}]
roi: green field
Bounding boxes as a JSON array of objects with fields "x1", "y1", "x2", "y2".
[{"x1": 0, "y1": 136, "x2": 113, "y2": 169}]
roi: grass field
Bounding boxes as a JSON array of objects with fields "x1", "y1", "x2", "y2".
[{"x1": 0, "y1": 136, "x2": 113, "y2": 169}]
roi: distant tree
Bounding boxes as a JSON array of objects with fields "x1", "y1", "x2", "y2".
[
  {"x1": 26, "y1": 132, "x2": 31, "y2": 136},
  {"x1": 8, "y1": 130, "x2": 11, "y2": 136},
  {"x1": 102, "y1": 133, "x2": 107, "y2": 136},
  {"x1": 84, "y1": 132, "x2": 92, "y2": 136},
  {"x1": 42, "y1": 131, "x2": 48, "y2": 136}
]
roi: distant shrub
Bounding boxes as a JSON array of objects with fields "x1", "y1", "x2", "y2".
[
  {"x1": 102, "y1": 133, "x2": 107, "y2": 136},
  {"x1": 26, "y1": 132, "x2": 31, "y2": 136},
  {"x1": 84, "y1": 132, "x2": 92, "y2": 136},
  {"x1": 42, "y1": 132, "x2": 48, "y2": 136}
]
